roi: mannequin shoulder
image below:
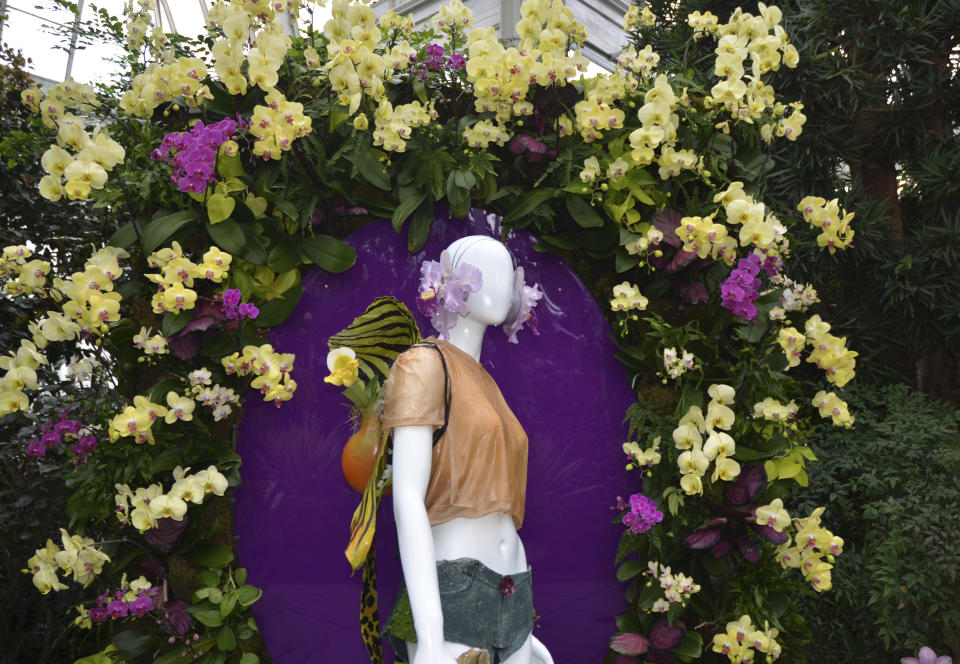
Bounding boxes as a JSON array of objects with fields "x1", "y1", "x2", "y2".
[{"x1": 389, "y1": 344, "x2": 445, "y2": 381}]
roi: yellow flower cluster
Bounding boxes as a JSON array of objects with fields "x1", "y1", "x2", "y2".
[
  {"x1": 379, "y1": 10, "x2": 415, "y2": 35},
  {"x1": 146, "y1": 243, "x2": 231, "y2": 314},
  {"x1": 627, "y1": 75, "x2": 688, "y2": 174},
  {"x1": 774, "y1": 506, "x2": 843, "y2": 592},
  {"x1": 0, "y1": 245, "x2": 51, "y2": 296},
  {"x1": 617, "y1": 44, "x2": 660, "y2": 77},
  {"x1": 108, "y1": 392, "x2": 188, "y2": 445},
  {"x1": 432, "y1": 0, "x2": 473, "y2": 32},
  {"x1": 621, "y1": 4, "x2": 656, "y2": 31},
  {"x1": 675, "y1": 213, "x2": 734, "y2": 262},
  {"x1": 804, "y1": 314, "x2": 857, "y2": 387},
  {"x1": 752, "y1": 397, "x2": 798, "y2": 422},
  {"x1": 700, "y1": 3, "x2": 799, "y2": 129},
  {"x1": 462, "y1": 118, "x2": 511, "y2": 149},
  {"x1": 715, "y1": 182, "x2": 788, "y2": 256},
  {"x1": 711, "y1": 614, "x2": 782, "y2": 663},
  {"x1": 643, "y1": 561, "x2": 701, "y2": 612},
  {"x1": 323, "y1": 0, "x2": 387, "y2": 114},
  {"x1": 773, "y1": 315, "x2": 856, "y2": 386},
  {"x1": 24, "y1": 528, "x2": 110, "y2": 594},
  {"x1": 222, "y1": 343, "x2": 298, "y2": 405},
  {"x1": 768, "y1": 274, "x2": 819, "y2": 320},
  {"x1": 673, "y1": 384, "x2": 741, "y2": 495},
  {"x1": 0, "y1": 339, "x2": 47, "y2": 417},
  {"x1": 464, "y1": 0, "x2": 588, "y2": 128},
  {"x1": 373, "y1": 99, "x2": 433, "y2": 152},
  {"x1": 119, "y1": 58, "x2": 211, "y2": 116},
  {"x1": 189, "y1": 367, "x2": 241, "y2": 421},
  {"x1": 133, "y1": 326, "x2": 168, "y2": 356},
  {"x1": 755, "y1": 497, "x2": 791, "y2": 531},
  {"x1": 796, "y1": 196, "x2": 855, "y2": 252},
  {"x1": 623, "y1": 436, "x2": 662, "y2": 469},
  {"x1": 249, "y1": 88, "x2": 313, "y2": 159},
  {"x1": 39, "y1": 123, "x2": 126, "y2": 201},
  {"x1": 206, "y1": 0, "x2": 293, "y2": 96},
  {"x1": 50, "y1": 246, "x2": 129, "y2": 337},
  {"x1": 812, "y1": 390, "x2": 854, "y2": 428},
  {"x1": 115, "y1": 465, "x2": 228, "y2": 533},
  {"x1": 20, "y1": 77, "x2": 98, "y2": 128},
  {"x1": 609, "y1": 281, "x2": 648, "y2": 311},
  {"x1": 122, "y1": 0, "x2": 157, "y2": 51}
]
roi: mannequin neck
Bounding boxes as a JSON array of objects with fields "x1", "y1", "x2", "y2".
[{"x1": 444, "y1": 318, "x2": 489, "y2": 362}]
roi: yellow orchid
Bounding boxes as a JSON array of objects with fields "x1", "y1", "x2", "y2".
[{"x1": 324, "y1": 347, "x2": 360, "y2": 387}]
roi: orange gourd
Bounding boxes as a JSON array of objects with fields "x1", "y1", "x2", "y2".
[{"x1": 341, "y1": 404, "x2": 381, "y2": 493}]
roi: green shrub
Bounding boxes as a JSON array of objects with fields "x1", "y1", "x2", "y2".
[{"x1": 793, "y1": 383, "x2": 960, "y2": 662}]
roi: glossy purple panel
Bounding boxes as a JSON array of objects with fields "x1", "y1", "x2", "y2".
[{"x1": 235, "y1": 209, "x2": 635, "y2": 663}]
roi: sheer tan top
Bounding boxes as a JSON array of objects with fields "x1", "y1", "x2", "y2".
[{"x1": 381, "y1": 338, "x2": 528, "y2": 529}]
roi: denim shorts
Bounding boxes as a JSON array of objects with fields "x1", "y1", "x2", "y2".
[{"x1": 384, "y1": 558, "x2": 534, "y2": 663}]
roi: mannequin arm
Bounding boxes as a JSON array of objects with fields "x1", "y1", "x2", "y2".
[
  {"x1": 392, "y1": 425, "x2": 455, "y2": 664},
  {"x1": 530, "y1": 636, "x2": 553, "y2": 664}
]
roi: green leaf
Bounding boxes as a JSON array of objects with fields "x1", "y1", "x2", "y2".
[
  {"x1": 666, "y1": 599, "x2": 684, "y2": 626},
  {"x1": 391, "y1": 191, "x2": 427, "y2": 233},
  {"x1": 199, "y1": 570, "x2": 220, "y2": 587},
  {"x1": 140, "y1": 210, "x2": 199, "y2": 254},
  {"x1": 273, "y1": 198, "x2": 299, "y2": 222},
  {"x1": 189, "y1": 604, "x2": 224, "y2": 628},
  {"x1": 407, "y1": 200, "x2": 434, "y2": 252},
  {"x1": 217, "y1": 154, "x2": 247, "y2": 179},
  {"x1": 253, "y1": 285, "x2": 304, "y2": 328},
  {"x1": 565, "y1": 195, "x2": 604, "y2": 228},
  {"x1": 239, "y1": 655, "x2": 260, "y2": 664},
  {"x1": 220, "y1": 591, "x2": 239, "y2": 618},
  {"x1": 148, "y1": 448, "x2": 182, "y2": 476},
  {"x1": 301, "y1": 235, "x2": 356, "y2": 273},
  {"x1": 671, "y1": 631, "x2": 702, "y2": 659},
  {"x1": 267, "y1": 238, "x2": 300, "y2": 273},
  {"x1": 162, "y1": 310, "x2": 193, "y2": 337},
  {"x1": 502, "y1": 188, "x2": 558, "y2": 224},
  {"x1": 188, "y1": 543, "x2": 235, "y2": 569},
  {"x1": 241, "y1": 226, "x2": 269, "y2": 265},
  {"x1": 112, "y1": 630, "x2": 158, "y2": 658},
  {"x1": 446, "y1": 169, "x2": 473, "y2": 219},
  {"x1": 207, "y1": 220, "x2": 247, "y2": 255},
  {"x1": 616, "y1": 560, "x2": 646, "y2": 581},
  {"x1": 216, "y1": 627, "x2": 237, "y2": 652},
  {"x1": 235, "y1": 567, "x2": 247, "y2": 585},
  {"x1": 245, "y1": 194, "x2": 268, "y2": 218},
  {"x1": 237, "y1": 584, "x2": 263, "y2": 607},
  {"x1": 358, "y1": 149, "x2": 390, "y2": 190},
  {"x1": 109, "y1": 222, "x2": 138, "y2": 248},
  {"x1": 412, "y1": 79, "x2": 428, "y2": 104},
  {"x1": 636, "y1": 580, "x2": 663, "y2": 609},
  {"x1": 207, "y1": 192, "x2": 236, "y2": 224}
]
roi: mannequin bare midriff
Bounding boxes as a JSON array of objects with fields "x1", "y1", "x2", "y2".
[{"x1": 391, "y1": 237, "x2": 550, "y2": 664}]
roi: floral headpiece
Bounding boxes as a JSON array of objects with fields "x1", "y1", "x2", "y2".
[
  {"x1": 503, "y1": 266, "x2": 543, "y2": 344},
  {"x1": 417, "y1": 250, "x2": 542, "y2": 342}
]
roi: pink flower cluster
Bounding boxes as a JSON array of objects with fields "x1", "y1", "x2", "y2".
[
  {"x1": 25, "y1": 413, "x2": 97, "y2": 458},
  {"x1": 221, "y1": 288, "x2": 259, "y2": 320},
  {"x1": 89, "y1": 583, "x2": 158, "y2": 623},
  {"x1": 617, "y1": 493, "x2": 664, "y2": 535},
  {"x1": 719, "y1": 254, "x2": 763, "y2": 322},
  {"x1": 152, "y1": 118, "x2": 237, "y2": 193}
]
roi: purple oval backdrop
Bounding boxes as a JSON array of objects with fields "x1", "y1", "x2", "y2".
[{"x1": 235, "y1": 209, "x2": 635, "y2": 663}]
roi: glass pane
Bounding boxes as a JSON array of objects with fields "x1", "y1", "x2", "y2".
[{"x1": 3, "y1": 3, "x2": 73, "y2": 82}]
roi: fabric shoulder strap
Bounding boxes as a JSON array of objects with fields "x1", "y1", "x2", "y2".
[{"x1": 411, "y1": 341, "x2": 452, "y2": 445}]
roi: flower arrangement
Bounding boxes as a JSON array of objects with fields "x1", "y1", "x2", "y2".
[{"x1": 0, "y1": 0, "x2": 873, "y2": 660}]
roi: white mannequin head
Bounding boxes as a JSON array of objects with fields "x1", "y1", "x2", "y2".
[
  {"x1": 446, "y1": 236, "x2": 514, "y2": 327},
  {"x1": 442, "y1": 236, "x2": 514, "y2": 360}
]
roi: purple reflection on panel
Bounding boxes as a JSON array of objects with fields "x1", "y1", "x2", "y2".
[{"x1": 235, "y1": 209, "x2": 636, "y2": 663}]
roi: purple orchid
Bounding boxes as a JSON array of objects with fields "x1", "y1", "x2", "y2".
[
  {"x1": 153, "y1": 117, "x2": 237, "y2": 194},
  {"x1": 719, "y1": 254, "x2": 763, "y2": 322},
  {"x1": 418, "y1": 250, "x2": 483, "y2": 338},
  {"x1": 503, "y1": 266, "x2": 543, "y2": 344},
  {"x1": 620, "y1": 492, "x2": 664, "y2": 535},
  {"x1": 902, "y1": 647, "x2": 953, "y2": 664}
]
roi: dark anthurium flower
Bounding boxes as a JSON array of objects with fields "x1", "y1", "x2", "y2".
[{"x1": 684, "y1": 464, "x2": 787, "y2": 562}]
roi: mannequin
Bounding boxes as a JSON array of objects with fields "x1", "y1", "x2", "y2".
[{"x1": 385, "y1": 236, "x2": 553, "y2": 664}]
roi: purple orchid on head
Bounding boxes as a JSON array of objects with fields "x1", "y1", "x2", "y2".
[
  {"x1": 902, "y1": 647, "x2": 953, "y2": 664},
  {"x1": 418, "y1": 250, "x2": 483, "y2": 338},
  {"x1": 503, "y1": 266, "x2": 543, "y2": 343}
]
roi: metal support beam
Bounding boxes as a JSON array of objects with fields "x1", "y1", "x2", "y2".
[
  {"x1": 64, "y1": 0, "x2": 85, "y2": 81},
  {"x1": 0, "y1": 0, "x2": 9, "y2": 44},
  {"x1": 158, "y1": 0, "x2": 177, "y2": 34}
]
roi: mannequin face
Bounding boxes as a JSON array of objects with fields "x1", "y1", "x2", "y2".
[{"x1": 447, "y1": 236, "x2": 514, "y2": 326}]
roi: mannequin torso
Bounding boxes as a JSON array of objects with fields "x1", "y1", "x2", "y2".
[{"x1": 387, "y1": 237, "x2": 551, "y2": 664}]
